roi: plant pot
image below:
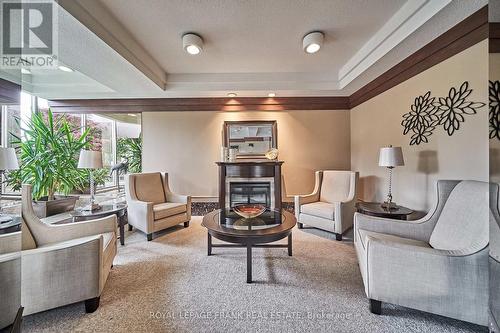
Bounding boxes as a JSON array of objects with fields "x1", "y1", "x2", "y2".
[{"x1": 32, "y1": 196, "x2": 79, "y2": 218}]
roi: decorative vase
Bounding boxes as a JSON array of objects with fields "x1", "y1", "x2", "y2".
[
  {"x1": 265, "y1": 148, "x2": 279, "y2": 160},
  {"x1": 228, "y1": 148, "x2": 238, "y2": 161}
]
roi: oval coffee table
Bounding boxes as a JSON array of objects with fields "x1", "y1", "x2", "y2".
[{"x1": 202, "y1": 208, "x2": 296, "y2": 283}]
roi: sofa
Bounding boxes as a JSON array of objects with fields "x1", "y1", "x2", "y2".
[{"x1": 125, "y1": 172, "x2": 191, "y2": 241}]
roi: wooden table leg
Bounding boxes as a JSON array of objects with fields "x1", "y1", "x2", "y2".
[
  {"x1": 119, "y1": 219, "x2": 125, "y2": 246},
  {"x1": 288, "y1": 233, "x2": 292, "y2": 256},
  {"x1": 247, "y1": 243, "x2": 252, "y2": 283},
  {"x1": 207, "y1": 233, "x2": 212, "y2": 256}
]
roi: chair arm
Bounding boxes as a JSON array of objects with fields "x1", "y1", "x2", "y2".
[
  {"x1": 39, "y1": 215, "x2": 117, "y2": 245},
  {"x1": 166, "y1": 192, "x2": 189, "y2": 204},
  {"x1": 354, "y1": 212, "x2": 434, "y2": 242},
  {"x1": 21, "y1": 235, "x2": 102, "y2": 315},
  {"x1": 126, "y1": 198, "x2": 154, "y2": 232},
  {"x1": 334, "y1": 199, "x2": 357, "y2": 234}
]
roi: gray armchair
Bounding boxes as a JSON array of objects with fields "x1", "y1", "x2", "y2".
[
  {"x1": 294, "y1": 170, "x2": 358, "y2": 240},
  {"x1": 125, "y1": 172, "x2": 191, "y2": 241},
  {"x1": 21, "y1": 185, "x2": 117, "y2": 315},
  {"x1": 354, "y1": 180, "x2": 490, "y2": 326}
]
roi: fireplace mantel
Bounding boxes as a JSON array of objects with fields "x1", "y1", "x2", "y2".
[{"x1": 216, "y1": 159, "x2": 283, "y2": 211}]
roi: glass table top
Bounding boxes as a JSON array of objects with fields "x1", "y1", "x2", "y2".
[
  {"x1": 216, "y1": 209, "x2": 283, "y2": 231},
  {"x1": 71, "y1": 203, "x2": 127, "y2": 217}
]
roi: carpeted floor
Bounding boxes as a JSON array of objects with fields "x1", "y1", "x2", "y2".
[{"x1": 23, "y1": 217, "x2": 486, "y2": 333}]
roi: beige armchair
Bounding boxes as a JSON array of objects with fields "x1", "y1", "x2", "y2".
[
  {"x1": 21, "y1": 185, "x2": 117, "y2": 315},
  {"x1": 354, "y1": 180, "x2": 490, "y2": 326},
  {"x1": 125, "y1": 172, "x2": 191, "y2": 241},
  {"x1": 294, "y1": 170, "x2": 358, "y2": 240}
]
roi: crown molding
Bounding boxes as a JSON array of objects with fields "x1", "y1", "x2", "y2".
[
  {"x1": 339, "y1": 0, "x2": 451, "y2": 89},
  {"x1": 57, "y1": 0, "x2": 167, "y2": 90},
  {"x1": 349, "y1": 5, "x2": 488, "y2": 108},
  {"x1": 48, "y1": 6, "x2": 487, "y2": 112}
]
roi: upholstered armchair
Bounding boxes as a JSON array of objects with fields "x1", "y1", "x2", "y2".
[
  {"x1": 354, "y1": 180, "x2": 490, "y2": 326},
  {"x1": 0, "y1": 232, "x2": 21, "y2": 330},
  {"x1": 125, "y1": 172, "x2": 191, "y2": 241},
  {"x1": 21, "y1": 185, "x2": 117, "y2": 315},
  {"x1": 294, "y1": 170, "x2": 358, "y2": 240}
]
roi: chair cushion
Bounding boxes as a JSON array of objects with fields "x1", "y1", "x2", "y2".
[
  {"x1": 153, "y1": 202, "x2": 187, "y2": 220},
  {"x1": 300, "y1": 201, "x2": 334, "y2": 220},
  {"x1": 429, "y1": 181, "x2": 489, "y2": 252},
  {"x1": 134, "y1": 173, "x2": 166, "y2": 204},
  {"x1": 320, "y1": 171, "x2": 353, "y2": 203},
  {"x1": 357, "y1": 228, "x2": 430, "y2": 251}
]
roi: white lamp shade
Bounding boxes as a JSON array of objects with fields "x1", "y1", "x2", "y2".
[
  {"x1": 379, "y1": 146, "x2": 404, "y2": 167},
  {"x1": 0, "y1": 147, "x2": 19, "y2": 170},
  {"x1": 78, "y1": 150, "x2": 103, "y2": 169}
]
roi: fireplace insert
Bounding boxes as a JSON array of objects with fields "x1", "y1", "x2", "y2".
[{"x1": 229, "y1": 182, "x2": 271, "y2": 208}]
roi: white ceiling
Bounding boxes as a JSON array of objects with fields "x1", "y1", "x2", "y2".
[
  {"x1": 0, "y1": 0, "x2": 488, "y2": 99},
  {"x1": 100, "y1": 0, "x2": 404, "y2": 74}
]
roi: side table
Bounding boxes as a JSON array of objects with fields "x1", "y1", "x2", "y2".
[
  {"x1": 70, "y1": 203, "x2": 128, "y2": 245},
  {"x1": 356, "y1": 201, "x2": 413, "y2": 220}
]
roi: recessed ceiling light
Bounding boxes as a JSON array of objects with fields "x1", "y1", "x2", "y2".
[
  {"x1": 58, "y1": 65, "x2": 74, "y2": 72},
  {"x1": 303, "y1": 31, "x2": 324, "y2": 54},
  {"x1": 21, "y1": 68, "x2": 31, "y2": 74},
  {"x1": 227, "y1": 92, "x2": 237, "y2": 97},
  {"x1": 268, "y1": 92, "x2": 276, "y2": 97},
  {"x1": 183, "y1": 33, "x2": 203, "y2": 55}
]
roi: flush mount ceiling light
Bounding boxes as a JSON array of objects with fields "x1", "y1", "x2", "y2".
[
  {"x1": 227, "y1": 92, "x2": 237, "y2": 97},
  {"x1": 183, "y1": 33, "x2": 203, "y2": 55},
  {"x1": 268, "y1": 92, "x2": 276, "y2": 97},
  {"x1": 303, "y1": 31, "x2": 324, "y2": 54},
  {"x1": 58, "y1": 65, "x2": 74, "y2": 72},
  {"x1": 21, "y1": 68, "x2": 31, "y2": 74}
]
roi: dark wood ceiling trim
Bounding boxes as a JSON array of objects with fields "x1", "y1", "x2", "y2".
[
  {"x1": 490, "y1": 23, "x2": 500, "y2": 53},
  {"x1": 0, "y1": 78, "x2": 21, "y2": 104},
  {"x1": 349, "y1": 6, "x2": 488, "y2": 108},
  {"x1": 48, "y1": 96, "x2": 350, "y2": 113}
]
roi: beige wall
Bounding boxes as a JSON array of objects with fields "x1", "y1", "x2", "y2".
[
  {"x1": 143, "y1": 110, "x2": 351, "y2": 198},
  {"x1": 351, "y1": 40, "x2": 489, "y2": 212}
]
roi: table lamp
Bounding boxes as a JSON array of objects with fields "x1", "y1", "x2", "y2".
[
  {"x1": 78, "y1": 149, "x2": 103, "y2": 211},
  {"x1": 379, "y1": 145, "x2": 404, "y2": 209},
  {"x1": 0, "y1": 147, "x2": 19, "y2": 223}
]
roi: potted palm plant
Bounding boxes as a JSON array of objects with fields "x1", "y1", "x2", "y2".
[{"x1": 7, "y1": 110, "x2": 90, "y2": 217}]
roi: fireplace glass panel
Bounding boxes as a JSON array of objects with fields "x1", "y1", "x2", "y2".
[{"x1": 230, "y1": 182, "x2": 271, "y2": 208}]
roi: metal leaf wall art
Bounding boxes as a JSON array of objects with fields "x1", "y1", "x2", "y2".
[
  {"x1": 401, "y1": 81, "x2": 485, "y2": 145},
  {"x1": 490, "y1": 80, "x2": 500, "y2": 140}
]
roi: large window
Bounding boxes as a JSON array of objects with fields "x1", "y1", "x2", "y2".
[{"x1": 3, "y1": 93, "x2": 142, "y2": 194}]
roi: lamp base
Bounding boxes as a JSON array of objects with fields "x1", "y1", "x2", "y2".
[
  {"x1": 381, "y1": 201, "x2": 398, "y2": 210},
  {"x1": 81, "y1": 203, "x2": 101, "y2": 212}
]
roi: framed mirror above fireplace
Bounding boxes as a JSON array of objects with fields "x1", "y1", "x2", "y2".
[{"x1": 223, "y1": 120, "x2": 277, "y2": 158}]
